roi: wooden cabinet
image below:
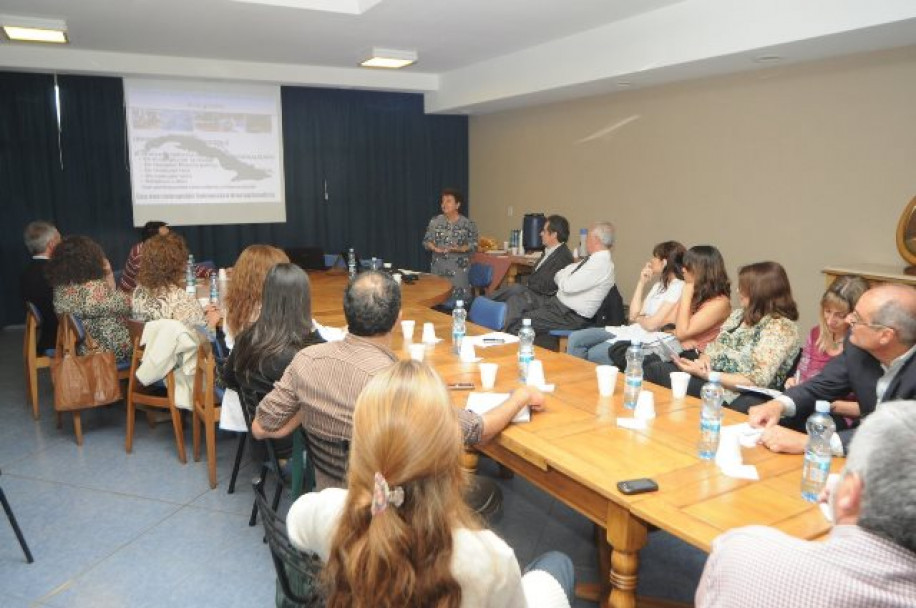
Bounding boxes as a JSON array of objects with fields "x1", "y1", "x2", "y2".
[{"x1": 822, "y1": 263, "x2": 916, "y2": 288}]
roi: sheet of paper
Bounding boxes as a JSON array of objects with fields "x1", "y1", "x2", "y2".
[
  {"x1": 616, "y1": 417, "x2": 647, "y2": 430},
  {"x1": 723, "y1": 422, "x2": 765, "y2": 448},
  {"x1": 718, "y1": 463, "x2": 760, "y2": 480},
  {"x1": 465, "y1": 392, "x2": 530, "y2": 423},
  {"x1": 313, "y1": 319, "x2": 346, "y2": 342},
  {"x1": 735, "y1": 385, "x2": 783, "y2": 398}
]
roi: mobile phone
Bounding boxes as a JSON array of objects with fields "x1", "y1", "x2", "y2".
[{"x1": 617, "y1": 478, "x2": 659, "y2": 495}]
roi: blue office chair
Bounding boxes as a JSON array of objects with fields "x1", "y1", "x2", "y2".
[
  {"x1": 440, "y1": 263, "x2": 494, "y2": 312},
  {"x1": 468, "y1": 297, "x2": 507, "y2": 331}
]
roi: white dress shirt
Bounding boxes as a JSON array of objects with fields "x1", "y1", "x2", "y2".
[{"x1": 554, "y1": 249, "x2": 615, "y2": 318}]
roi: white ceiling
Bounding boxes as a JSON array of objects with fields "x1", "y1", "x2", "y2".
[{"x1": 1, "y1": 0, "x2": 916, "y2": 114}]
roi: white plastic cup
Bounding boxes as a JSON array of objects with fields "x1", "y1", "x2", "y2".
[
  {"x1": 421, "y1": 322, "x2": 437, "y2": 344},
  {"x1": 715, "y1": 429, "x2": 742, "y2": 467},
  {"x1": 401, "y1": 320, "x2": 415, "y2": 342},
  {"x1": 526, "y1": 359, "x2": 546, "y2": 387},
  {"x1": 596, "y1": 365, "x2": 619, "y2": 397},
  {"x1": 670, "y1": 371, "x2": 691, "y2": 399},
  {"x1": 408, "y1": 343, "x2": 426, "y2": 362},
  {"x1": 459, "y1": 340, "x2": 477, "y2": 362},
  {"x1": 634, "y1": 390, "x2": 656, "y2": 420},
  {"x1": 479, "y1": 363, "x2": 498, "y2": 390},
  {"x1": 393, "y1": 273, "x2": 402, "y2": 285}
]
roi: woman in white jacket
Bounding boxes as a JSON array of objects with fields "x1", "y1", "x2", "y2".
[{"x1": 286, "y1": 360, "x2": 574, "y2": 608}]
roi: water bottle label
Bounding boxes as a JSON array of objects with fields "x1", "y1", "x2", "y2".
[{"x1": 625, "y1": 375, "x2": 642, "y2": 388}]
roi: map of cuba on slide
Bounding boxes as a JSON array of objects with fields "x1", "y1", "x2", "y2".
[{"x1": 126, "y1": 81, "x2": 283, "y2": 207}]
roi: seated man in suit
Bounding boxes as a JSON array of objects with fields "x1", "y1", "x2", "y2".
[
  {"x1": 490, "y1": 214, "x2": 574, "y2": 329},
  {"x1": 749, "y1": 284, "x2": 916, "y2": 456},
  {"x1": 505, "y1": 222, "x2": 615, "y2": 335},
  {"x1": 19, "y1": 220, "x2": 61, "y2": 353},
  {"x1": 696, "y1": 400, "x2": 916, "y2": 607}
]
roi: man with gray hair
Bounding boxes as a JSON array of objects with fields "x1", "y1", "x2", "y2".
[
  {"x1": 505, "y1": 222, "x2": 616, "y2": 334},
  {"x1": 749, "y1": 284, "x2": 916, "y2": 456},
  {"x1": 696, "y1": 401, "x2": 916, "y2": 606},
  {"x1": 19, "y1": 221, "x2": 61, "y2": 352}
]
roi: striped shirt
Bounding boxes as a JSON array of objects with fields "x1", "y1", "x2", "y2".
[
  {"x1": 256, "y1": 333, "x2": 482, "y2": 489},
  {"x1": 696, "y1": 525, "x2": 916, "y2": 607}
]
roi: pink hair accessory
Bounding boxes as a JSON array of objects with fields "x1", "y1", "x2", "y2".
[{"x1": 371, "y1": 472, "x2": 405, "y2": 516}]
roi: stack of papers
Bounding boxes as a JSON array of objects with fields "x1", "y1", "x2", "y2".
[{"x1": 465, "y1": 392, "x2": 530, "y2": 423}]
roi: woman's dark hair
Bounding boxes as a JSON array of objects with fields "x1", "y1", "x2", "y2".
[
  {"x1": 231, "y1": 263, "x2": 315, "y2": 380},
  {"x1": 140, "y1": 221, "x2": 168, "y2": 242},
  {"x1": 440, "y1": 187, "x2": 465, "y2": 206},
  {"x1": 45, "y1": 235, "x2": 106, "y2": 286},
  {"x1": 683, "y1": 245, "x2": 731, "y2": 312},
  {"x1": 652, "y1": 241, "x2": 686, "y2": 289},
  {"x1": 738, "y1": 261, "x2": 799, "y2": 325}
]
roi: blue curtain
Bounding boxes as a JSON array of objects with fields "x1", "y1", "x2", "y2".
[{"x1": 0, "y1": 71, "x2": 468, "y2": 327}]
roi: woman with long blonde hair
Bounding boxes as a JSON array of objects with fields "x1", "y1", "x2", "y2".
[
  {"x1": 224, "y1": 244, "x2": 289, "y2": 345},
  {"x1": 286, "y1": 361, "x2": 574, "y2": 608}
]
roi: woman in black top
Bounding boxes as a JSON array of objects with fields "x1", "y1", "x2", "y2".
[{"x1": 223, "y1": 263, "x2": 323, "y2": 458}]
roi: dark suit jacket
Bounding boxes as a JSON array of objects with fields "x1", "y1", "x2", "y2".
[
  {"x1": 785, "y1": 338, "x2": 916, "y2": 450},
  {"x1": 526, "y1": 244, "x2": 574, "y2": 297},
  {"x1": 19, "y1": 258, "x2": 57, "y2": 353}
]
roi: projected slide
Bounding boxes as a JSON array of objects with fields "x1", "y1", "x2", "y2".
[{"x1": 125, "y1": 79, "x2": 286, "y2": 226}]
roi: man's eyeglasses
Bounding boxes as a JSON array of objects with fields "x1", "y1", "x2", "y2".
[{"x1": 848, "y1": 310, "x2": 891, "y2": 331}]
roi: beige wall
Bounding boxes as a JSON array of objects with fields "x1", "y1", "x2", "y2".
[{"x1": 469, "y1": 45, "x2": 916, "y2": 331}]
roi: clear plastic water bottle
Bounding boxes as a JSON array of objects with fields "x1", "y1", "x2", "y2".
[
  {"x1": 185, "y1": 255, "x2": 196, "y2": 295},
  {"x1": 801, "y1": 401, "x2": 836, "y2": 502},
  {"x1": 209, "y1": 272, "x2": 219, "y2": 304},
  {"x1": 578, "y1": 228, "x2": 588, "y2": 259},
  {"x1": 623, "y1": 340, "x2": 644, "y2": 410},
  {"x1": 518, "y1": 319, "x2": 535, "y2": 381},
  {"x1": 698, "y1": 371, "x2": 725, "y2": 460},
  {"x1": 452, "y1": 300, "x2": 466, "y2": 354},
  {"x1": 347, "y1": 248, "x2": 357, "y2": 280}
]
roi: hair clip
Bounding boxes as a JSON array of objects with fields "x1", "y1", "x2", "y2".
[{"x1": 371, "y1": 472, "x2": 405, "y2": 516}]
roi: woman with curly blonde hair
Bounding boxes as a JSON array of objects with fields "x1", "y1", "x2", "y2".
[
  {"x1": 224, "y1": 245, "x2": 289, "y2": 346},
  {"x1": 286, "y1": 361, "x2": 574, "y2": 608},
  {"x1": 131, "y1": 232, "x2": 219, "y2": 329}
]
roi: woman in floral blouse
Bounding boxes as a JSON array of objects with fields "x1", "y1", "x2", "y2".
[
  {"x1": 131, "y1": 232, "x2": 220, "y2": 330},
  {"x1": 667, "y1": 261, "x2": 801, "y2": 412},
  {"x1": 423, "y1": 188, "x2": 479, "y2": 302},
  {"x1": 47, "y1": 236, "x2": 132, "y2": 361}
]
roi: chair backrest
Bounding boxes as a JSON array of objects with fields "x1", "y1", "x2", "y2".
[
  {"x1": 55, "y1": 314, "x2": 84, "y2": 358},
  {"x1": 25, "y1": 302, "x2": 42, "y2": 328},
  {"x1": 593, "y1": 285, "x2": 625, "y2": 327},
  {"x1": 193, "y1": 332, "x2": 218, "y2": 414},
  {"x1": 468, "y1": 296, "x2": 508, "y2": 331},
  {"x1": 252, "y1": 481, "x2": 325, "y2": 607},
  {"x1": 25, "y1": 303, "x2": 41, "y2": 358},
  {"x1": 468, "y1": 263, "x2": 493, "y2": 290}
]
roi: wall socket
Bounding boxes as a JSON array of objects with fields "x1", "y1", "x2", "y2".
[{"x1": 507, "y1": 205, "x2": 514, "y2": 217}]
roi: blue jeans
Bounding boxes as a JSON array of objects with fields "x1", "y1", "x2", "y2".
[
  {"x1": 524, "y1": 551, "x2": 575, "y2": 604},
  {"x1": 566, "y1": 327, "x2": 615, "y2": 364}
]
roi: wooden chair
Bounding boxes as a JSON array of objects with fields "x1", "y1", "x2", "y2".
[
  {"x1": 23, "y1": 302, "x2": 53, "y2": 420},
  {"x1": 191, "y1": 334, "x2": 223, "y2": 488},
  {"x1": 125, "y1": 319, "x2": 186, "y2": 463}
]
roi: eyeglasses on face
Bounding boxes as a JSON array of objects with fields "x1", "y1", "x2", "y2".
[{"x1": 848, "y1": 310, "x2": 891, "y2": 331}]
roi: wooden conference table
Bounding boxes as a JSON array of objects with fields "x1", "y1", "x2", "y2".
[{"x1": 308, "y1": 271, "x2": 834, "y2": 608}]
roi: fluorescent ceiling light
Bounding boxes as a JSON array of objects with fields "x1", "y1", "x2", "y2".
[
  {"x1": 360, "y1": 48, "x2": 417, "y2": 69},
  {"x1": 229, "y1": 0, "x2": 382, "y2": 15},
  {"x1": 1, "y1": 16, "x2": 68, "y2": 44}
]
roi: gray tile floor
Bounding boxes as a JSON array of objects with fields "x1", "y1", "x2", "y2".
[{"x1": 0, "y1": 327, "x2": 706, "y2": 607}]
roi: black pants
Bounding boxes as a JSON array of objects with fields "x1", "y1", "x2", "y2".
[{"x1": 642, "y1": 358, "x2": 769, "y2": 412}]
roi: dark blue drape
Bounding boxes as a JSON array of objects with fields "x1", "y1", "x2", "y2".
[{"x1": 0, "y1": 72, "x2": 468, "y2": 327}]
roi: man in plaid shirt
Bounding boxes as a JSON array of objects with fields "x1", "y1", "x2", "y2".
[{"x1": 696, "y1": 400, "x2": 916, "y2": 607}]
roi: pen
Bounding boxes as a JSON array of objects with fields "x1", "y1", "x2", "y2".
[{"x1": 483, "y1": 338, "x2": 505, "y2": 344}]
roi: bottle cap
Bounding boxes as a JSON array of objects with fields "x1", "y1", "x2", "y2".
[
  {"x1": 815, "y1": 400, "x2": 831, "y2": 413},
  {"x1": 522, "y1": 318, "x2": 531, "y2": 326},
  {"x1": 455, "y1": 300, "x2": 464, "y2": 307},
  {"x1": 631, "y1": 338, "x2": 641, "y2": 346},
  {"x1": 708, "y1": 371, "x2": 721, "y2": 383}
]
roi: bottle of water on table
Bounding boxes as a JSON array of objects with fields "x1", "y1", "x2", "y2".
[
  {"x1": 623, "y1": 340, "x2": 644, "y2": 409},
  {"x1": 801, "y1": 401, "x2": 835, "y2": 502},
  {"x1": 518, "y1": 318, "x2": 535, "y2": 381},
  {"x1": 698, "y1": 371, "x2": 724, "y2": 460},
  {"x1": 347, "y1": 248, "x2": 357, "y2": 280},
  {"x1": 209, "y1": 271, "x2": 219, "y2": 304},
  {"x1": 185, "y1": 254, "x2": 196, "y2": 295},
  {"x1": 452, "y1": 300, "x2": 466, "y2": 354}
]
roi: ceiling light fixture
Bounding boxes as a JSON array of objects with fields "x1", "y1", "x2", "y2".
[
  {"x1": 360, "y1": 48, "x2": 417, "y2": 69},
  {"x1": 1, "y1": 15, "x2": 68, "y2": 44}
]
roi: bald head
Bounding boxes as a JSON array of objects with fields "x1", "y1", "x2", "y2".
[
  {"x1": 343, "y1": 270, "x2": 401, "y2": 336},
  {"x1": 866, "y1": 285, "x2": 916, "y2": 346}
]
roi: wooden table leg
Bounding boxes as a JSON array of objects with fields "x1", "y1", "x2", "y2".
[{"x1": 605, "y1": 507, "x2": 648, "y2": 608}]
